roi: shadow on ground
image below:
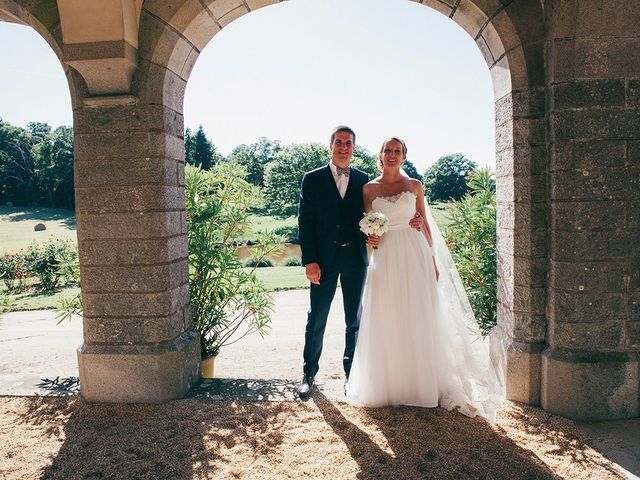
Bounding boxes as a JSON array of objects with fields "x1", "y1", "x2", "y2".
[
  {"x1": 1, "y1": 207, "x2": 76, "y2": 228},
  {"x1": 314, "y1": 392, "x2": 561, "y2": 480},
  {"x1": 3, "y1": 395, "x2": 625, "y2": 480}
]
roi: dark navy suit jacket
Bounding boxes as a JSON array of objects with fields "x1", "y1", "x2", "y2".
[{"x1": 298, "y1": 164, "x2": 369, "y2": 269}]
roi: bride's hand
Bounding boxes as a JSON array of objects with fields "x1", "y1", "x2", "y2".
[
  {"x1": 408, "y1": 212, "x2": 422, "y2": 231},
  {"x1": 367, "y1": 235, "x2": 380, "y2": 248}
]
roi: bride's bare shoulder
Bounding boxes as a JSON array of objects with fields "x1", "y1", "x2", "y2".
[
  {"x1": 407, "y1": 178, "x2": 424, "y2": 194},
  {"x1": 364, "y1": 178, "x2": 383, "y2": 191}
]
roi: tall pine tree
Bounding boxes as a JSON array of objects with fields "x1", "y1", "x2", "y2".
[{"x1": 185, "y1": 125, "x2": 222, "y2": 170}]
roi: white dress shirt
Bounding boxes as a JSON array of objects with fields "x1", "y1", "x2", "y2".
[{"x1": 329, "y1": 162, "x2": 349, "y2": 199}]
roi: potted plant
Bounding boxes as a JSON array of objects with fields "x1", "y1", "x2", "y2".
[{"x1": 185, "y1": 163, "x2": 283, "y2": 378}]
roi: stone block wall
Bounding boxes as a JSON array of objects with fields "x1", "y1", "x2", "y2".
[
  {"x1": 74, "y1": 101, "x2": 200, "y2": 402},
  {"x1": 543, "y1": 0, "x2": 640, "y2": 419}
]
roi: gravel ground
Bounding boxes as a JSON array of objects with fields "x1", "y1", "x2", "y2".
[{"x1": 0, "y1": 290, "x2": 630, "y2": 479}]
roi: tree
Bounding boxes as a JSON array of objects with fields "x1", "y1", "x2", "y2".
[
  {"x1": 263, "y1": 143, "x2": 331, "y2": 217},
  {"x1": 350, "y1": 145, "x2": 378, "y2": 178},
  {"x1": 186, "y1": 125, "x2": 222, "y2": 170},
  {"x1": 184, "y1": 127, "x2": 196, "y2": 167},
  {"x1": 227, "y1": 137, "x2": 281, "y2": 185},
  {"x1": 32, "y1": 126, "x2": 74, "y2": 208},
  {"x1": 0, "y1": 119, "x2": 38, "y2": 205},
  {"x1": 27, "y1": 122, "x2": 51, "y2": 142},
  {"x1": 402, "y1": 159, "x2": 422, "y2": 181},
  {"x1": 423, "y1": 153, "x2": 477, "y2": 202}
]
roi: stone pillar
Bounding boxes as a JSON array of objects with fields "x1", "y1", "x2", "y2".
[
  {"x1": 495, "y1": 86, "x2": 548, "y2": 406},
  {"x1": 543, "y1": 0, "x2": 640, "y2": 419},
  {"x1": 74, "y1": 99, "x2": 200, "y2": 403}
]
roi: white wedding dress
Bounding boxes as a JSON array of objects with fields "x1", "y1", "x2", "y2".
[{"x1": 346, "y1": 191, "x2": 503, "y2": 422}]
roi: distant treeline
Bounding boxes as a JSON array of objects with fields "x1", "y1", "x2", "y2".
[
  {"x1": 0, "y1": 120, "x2": 74, "y2": 209},
  {"x1": 0, "y1": 120, "x2": 481, "y2": 213}
]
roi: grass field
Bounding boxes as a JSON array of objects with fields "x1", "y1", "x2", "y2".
[{"x1": 0, "y1": 206, "x2": 78, "y2": 255}]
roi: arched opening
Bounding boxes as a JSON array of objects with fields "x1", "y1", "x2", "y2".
[
  {"x1": 0, "y1": 5, "x2": 80, "y2": 394},
  {"x1": 139, "y1": 0, "x2": 546, "y2": 404},
  {"x1": 180, "y1": 0, "x2": 497, "y2": 383}
]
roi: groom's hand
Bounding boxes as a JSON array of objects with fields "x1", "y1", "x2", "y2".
[
  {"x1": 409, "y1": 212, "x2": 422, "y2": 231},
  {"x1": 306, "y1": 263, "x2": 321, "y2": 285}
]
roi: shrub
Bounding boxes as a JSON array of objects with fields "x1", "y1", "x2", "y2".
[
  {"x1": 0, "y1": 253, "x2": 30, "y2": 291},
  {"x1": 444, "y1": 168, "x2": 497, "y2": 334},
  {"x1": 244, "y1": 257, "x2": 274, "y2": 268},
  {"x1": 25, "y1": 238, "x2": 76, "y2": 291},
  {"x1": 273, "y1": 225, "x2": 299, "y2": 244},
  {"x1": 0, "y1": 293, "x2": 12, "y2": 312},
  {"x1": 186, "y1": 163, "x2": 284, "y2": 359},
  {"x1": 283, "y1": 257, "x2": 302, "y2": 267}
]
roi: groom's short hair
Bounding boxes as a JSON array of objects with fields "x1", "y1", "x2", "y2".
[{"x1": 330, "y1": 125, "x2": 356, "y2": 145}]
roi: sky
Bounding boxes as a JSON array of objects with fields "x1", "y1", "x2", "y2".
[{"x1": 0, "y1": 0, "x2": 495, "y2": 173}]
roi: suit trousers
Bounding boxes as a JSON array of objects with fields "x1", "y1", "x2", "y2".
[{"x1": 303, "y1": 243, "x2": 367, "y2": 379}]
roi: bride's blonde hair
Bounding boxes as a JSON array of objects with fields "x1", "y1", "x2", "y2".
[{"x1": 377, "y1": 137, "x2": 408, "y2": 171}]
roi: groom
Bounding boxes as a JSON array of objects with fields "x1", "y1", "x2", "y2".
[{"x1": 296, "y1": 125, "x2": 369, "y2": 399}]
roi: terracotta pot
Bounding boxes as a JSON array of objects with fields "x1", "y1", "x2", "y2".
[{"x1": 200, "y1": 355, "x2": 216, "y2": 379}]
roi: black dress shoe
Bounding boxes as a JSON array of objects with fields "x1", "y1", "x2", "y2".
[{"x1": 297, "y1": 374, "x2": 315, "y2": 399}]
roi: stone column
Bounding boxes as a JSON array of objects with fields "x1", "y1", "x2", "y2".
[
  {"x1": 543, "y1": 0, "x2": 640, "y2": 419},
  {"x1": 495, "y1": 85, "x2": 548, "y2": 406},
  {"x1": 74, "y1": 99, "x2": 200, "y2": 403}
]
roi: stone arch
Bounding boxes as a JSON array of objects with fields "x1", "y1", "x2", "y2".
[
  {"x1": 138, "y1": 0, "x2": 548, "y2": 407},
  {"x1": 4, "y1": 0, "x2": 637, "y2": 419}
]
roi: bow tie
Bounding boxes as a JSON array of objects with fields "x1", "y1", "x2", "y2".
[{"x1": 336, "y1": 166, "x2": 350, "y2": 177}]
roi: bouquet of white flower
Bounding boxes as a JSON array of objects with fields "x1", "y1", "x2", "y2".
[{"x1": 359, "y1": 212, "x2": 389, "y2": 249}]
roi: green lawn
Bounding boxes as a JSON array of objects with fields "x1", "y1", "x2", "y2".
[
  {"x1": 0, "y1": 285, "x2": 80, "y2": 312},
  {"x1": 253, "y1": 266, "x2": 308, "y2": 291},
  {"x1": 238, "y1": 213, "x2": 297, "y2": 243},
  {"x1": 0, "y1": 206, "x2": 77, "y2": 254},
  {"x1": 429, "y1": 201, "x2": 452, "y2": 229}
]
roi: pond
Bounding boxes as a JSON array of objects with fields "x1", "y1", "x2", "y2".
[{"x1": 235, "y1": 243, "x2": 302, "y2": 266}]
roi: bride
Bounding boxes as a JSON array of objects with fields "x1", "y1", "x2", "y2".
[{"x1": 345, "y1": 137, "x2": 503, "y2": 422}]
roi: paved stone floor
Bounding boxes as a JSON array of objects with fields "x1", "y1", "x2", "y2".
[{"x1": 0, "y1": 289, "x2": 638, "y2": 478}]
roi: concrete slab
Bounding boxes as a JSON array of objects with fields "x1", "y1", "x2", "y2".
[{"x1": 577, "y1": 420, "x2": 640, "y2": 480}]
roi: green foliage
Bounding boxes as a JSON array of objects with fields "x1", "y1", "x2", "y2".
[
  {"x1": 185, "y1": 125, "x2": 223, "y2": 170},
  {"x1": 402, "y1": 159, "x2": 423, "y2": 181},
  {"x1": 55, "y1": 292, "x2": 82, "y2": 324},
  {"x1": 33, "y1": 126, "x2": 75, "y2": 208},
  {"x1": 0, "y1": 293, "x2": 12, "y2": 312},
  {"x1": 186, "y1": 163, "x2": 285, "y2": 359},
  {"x1": 273, "y1": 225, "x2": 299, "y2": 244},
  {"x1": 263, "y1": 143, "x2": 331, "y2": 217},
  {"x1": 0, "y1": 253, "x2": 30, "y2": 291},
  {"x1": 0, "y1": 238, "x2": 77, "y2": 294},
  {"x1": 25, "y1": 238, "x2": 77, "y2": 291},
  {"x1": 0, "y1": 119, "x2": 74, "y2": 208},
  {"x1": 283, "y1": 257, "x2": 302, "y2": 267},
  {"x1": 423, "y1": 153, "x2": 478, "y2": 202},
  {"x1": 227, "y1": 137, "x2": 281, "y2": 186},
  {"x1": 444, "y1": 167, "x2": 497, "y2": 334},
  {"x1": 350, "y1": 145, "x2": 378, "y2": 178},
  {"x1": 0, "y1": 118, "x2": 38, "y2": 205},
  {"x1": 244, "y1": 257, "x2": 274, "y2": 268}
]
